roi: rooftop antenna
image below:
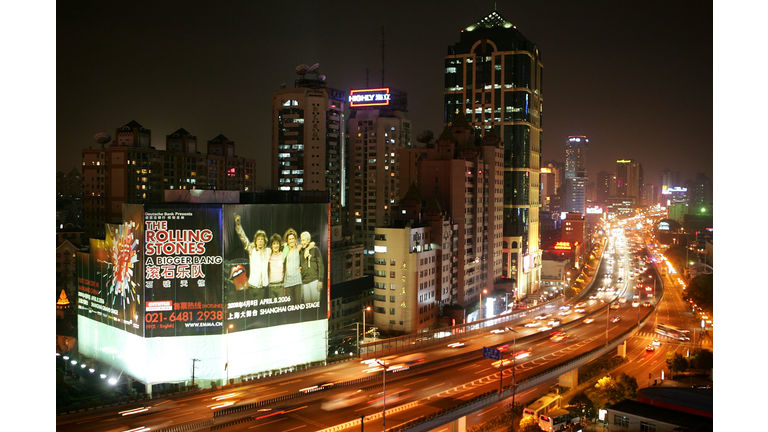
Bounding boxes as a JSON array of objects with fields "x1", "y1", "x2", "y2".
[
  {"x1": 381, "y1": 26, "x2": 385, "y2": 87},
  {"x1": 366, "y1": 68, "x2": 369, "y2": 88}
]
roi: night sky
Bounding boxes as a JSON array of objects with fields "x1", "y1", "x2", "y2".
[{"x1": 56, "y1": 1, "x2": 713, "y2": 190}]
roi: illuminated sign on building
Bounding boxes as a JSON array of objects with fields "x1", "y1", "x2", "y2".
[
  {"x1": 586, "y1": 206, "x2": 603, "y2": 214},
  {"x1": 661, "y1": 186, "x2": 688, "y2": 195},
  {"x1": 554, "y1": 241, "x2": 572, "y2": 250},
  {"x1": 659, "y1": 222, "x2": 670, "y2": 231},
  {"x1": 349, "y1": 88, "x2": 391, "y2": 107}
]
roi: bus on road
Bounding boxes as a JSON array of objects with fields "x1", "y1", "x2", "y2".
[
  {"x1": 523, "y1": 393, "x2": 562, "y2": 420},
  {"x1": 539, "y1": 407, "x2": 578, "y2": 432},
  {"x1": 656, "y1": 323, "x2": 690, "y2": 341}
]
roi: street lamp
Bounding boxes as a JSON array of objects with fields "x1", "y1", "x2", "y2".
[
  {"x1": 226, "y1": 323, "x2": 233, "y2": 384},
  {"x1": 374, "y1": 359, "x2": 387, "y2": 430},
  {"x1": 360, "y1": 306, "x2": 371, "y2": 358},
  {"x1": 479, "y1": 289, "x2": 488, "y2": 320},
  {"x1": 505, "y1": 327, "x2": 519, "y2": 428}
]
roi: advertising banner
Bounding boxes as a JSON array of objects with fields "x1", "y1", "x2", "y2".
[
  {"x1": 76, "y1": 214, "x2": 144, "y2": 336},
  {"x1": 222, "y1": 203, "x2": 329, "y2": 332},
  {"x1": 143, "y1": 204, "x2": 223, "y2": 337}
]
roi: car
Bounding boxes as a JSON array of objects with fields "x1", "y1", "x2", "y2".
[
  {"x1": 558, "y1": 310, "x2": 572, "y2": 316},
  {"x1": 618, "y1": 297, "x2": 627, "y2": 304},
  {"x1": 652, "y1": 339, "x2": 661, "y2": 347},
  {"x1": 610, "y1": 316, "x2": 621, "y2": 323},
  {"x1": 550, "y1": 332, "x2": 569, "y2": 342},
  {"x1": 575, "y1": 302, "x2": 587, "y2": 309},
  {"x1": 547, "y1": 319, "x2": 561, "y2": 327},
  {"x1": 583, "y1": 317, "x2": 595, "y2": 324},
  {"x1": 537, "y1": 326, "x2": 553, "y2": 332},
  {"x1": 524, "y1": 321, "x2": 540, "y2": 328},
  {"x1": 534, "y1": 314, "x2": 551, "y2": 320},
  {"x1": 574, "y1": 308, "x2": 586, "y2": 314},
  {"x1": 447, "y1": 342, "x2": 465, "y2": 348},
  {"x1": 645, "y1": 286, "x2": 652, "y2": 292},
  {"x1": 597, "y1": 286, "x2": 605, "y2": 292},
  {"x1": 589, "y1": 295, "x2": 598, "y2": 300},
  {"x1": 631, "y1": 300, "x2": 640, "y2": 307},
  {"x1": 610, "y1": 303, "x2": 620, "y2": 310},
  {"x1": 642, "y1": 302, "x2": 652, "y2": 307},
  {"x1": 633, "y1": 294, "x2": 640, "y2": 299},
  {"x1": 645, "y1": 345, "x2": 655, "y2": 352}
]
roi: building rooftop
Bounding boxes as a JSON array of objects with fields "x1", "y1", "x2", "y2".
[{"x1": 608, "y1": 399, "x2": 712, "y2": 430}]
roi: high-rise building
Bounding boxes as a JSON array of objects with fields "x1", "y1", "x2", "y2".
[
  {"x1": 346, "y1": 88, "x2": 411, "y2": 272},
  {"x1": 541, "y1": 160, "x2": 564, "y2": 213},
  {"x1": 660, "y1": 169, "x2": 682, "y2": 193},
  {"x1": 81, "y1": 121, "x2": 258, "y2": 239},
  {"x1": 444, "y1": 10, "x2": 543, "y2": 296},
  {"x1": 397, "y1": 115, "x2": 504, "y2": 306},
  {"x1": 271, "y1": 65, "x2": 346, "y2": 226},
  {"x1": 564, "y1": 136, "x2": 589, "y2": 215},
  {"x1": 615, "y1": 159, "x2": 643, "y2": 206},
  {"x1": 595, "y1": 170, "x2": 612, "y2": 207},
  {"x1": 687, "y1": 172, "x2": 713, "y2": 208}
]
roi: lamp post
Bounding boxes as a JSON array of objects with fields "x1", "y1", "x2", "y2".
[
  {"x1": 479, "y1": 289, "x2": 488, "y2": 320},
  {"x1": 374, "y1": 359, "x2": 387, "y2": 430},
  {"x1": 226, "y1": 323, "x2": 233, "y2": 384},
  {"x1": 360, "y1": 306, "x2": 371, "y2": 358},
  {"x1": 505, "y1": 327, "x2": 518, "y2": 429}
]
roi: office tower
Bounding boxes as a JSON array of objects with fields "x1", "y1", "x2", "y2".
[
  {"x1": 615, "y1": 159, "x2": 644, "y2": 206},
  {"x1": 81, "y1": 121, "x2": 258, "y2": 239},
  {"x1": 541, "y1": 160, "x2": 564, "y2": 213},
  {"x1": 660, "y1": 169, "x2": 682, "y2": 193},
  {"x1": 444, "y1": 10, "x2": 543, "y2": 297},
  {"x1": 271, "y1": 65, "x2": 346, "y2": 225},
  {"x1": 595, "y1": 171, "x2": 612, "y2": 207},
  {"x1": 397, "y1": 115, "x2": 504, "y2": 306},
  {"x1": 687, "y1": 172, "x2": 713, "y2": 208},
  {"x1": 564, "y1": 136, "x2": 588, "y2": 215},
  {"x1": 346, "y1": 88, "x2": 411, "y2": 272}
]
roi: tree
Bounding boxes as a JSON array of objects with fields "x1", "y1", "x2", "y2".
[
  {"x1": 663, "y1": 244, "x2": 688, "y2": 271},
  {"x1": 690, "y1": 348, "x2": 713, "y2": 370},
  {"x1": 586, "y1": 374, "x2": 638, "y2": 409},
  {"x1": 518, "y1": 414, "x2": 544, "y2": 432},
  {"x1": 686, "y1": 274, "x2": 713, "y2": 310},
  {"x1": 666, "y1": 352, "x2": 689, "y2": 377},
  {"x1": 415, "y1": 130, "x2": 435, "y2": 147},
  {"x1": 568, "y1": 391, "x2": 598, "y2": 422}
]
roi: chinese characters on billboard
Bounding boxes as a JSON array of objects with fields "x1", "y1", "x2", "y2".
[
  {"x1": 222, "y1": 204, "x2": 329, "y2": 332},
  {"x1": 143, "y1": 205, "x2": 223, "y2": 337}
]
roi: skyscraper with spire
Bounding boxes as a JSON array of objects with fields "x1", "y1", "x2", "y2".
[{"x1": 444, "y1": 10, "x2": 543, "y2": 299}]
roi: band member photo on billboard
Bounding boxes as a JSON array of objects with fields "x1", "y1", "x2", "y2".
[{"x1": 222, "y1": 204, "x2": 328, "y2": 331}]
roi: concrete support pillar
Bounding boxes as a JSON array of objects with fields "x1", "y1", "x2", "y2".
[
  {"x1": 450, "y1": 416, "x2": 467, "y2": 432},
  {"x1": 146, "y1": 383, "x2": 152, "y2": 398},
  {"x1": 559, "y1": 368, "x2": 578, "y2": 388},
  {"x1": 617, "y1": 340, "x2": 627, "y2": 357}
]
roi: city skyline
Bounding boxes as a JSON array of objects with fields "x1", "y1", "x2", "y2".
[{"x1": 56, "y1": 1, "x2": 713, "y2": 190}]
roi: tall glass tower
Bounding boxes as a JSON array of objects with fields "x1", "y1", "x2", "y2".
[
  {"x1": 444, "y1": 11, "x2": 543, "y2": 299},
  {"x1": 565, "y1": 135, "x2": 589, "y2": 215}
]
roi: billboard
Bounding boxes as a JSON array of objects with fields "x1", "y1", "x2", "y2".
[
  {"x1": 143, "y1": 204, "x2": 224, "y2": 337},
  {"x1": 349, "y1": 88, "x2": 391, "y2": 107},
  {"x1": 222, "y1": 204, "x2": 329, "y2": 332},
  {"x1": 77, "y1": 206, "x2": 144, "y2": 335}
]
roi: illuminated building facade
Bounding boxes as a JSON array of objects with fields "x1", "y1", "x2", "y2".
[
  {"x1": 444, "y1": 10, "x2": 543, "y2": 298},
  {"x1": 346, "y1": 88, "x2": 411, "y2": 272},
  {"x1": 397, "y1": 116, "x2": 503, "y2": 306},
  {"x1": 565, "y1": 135, "x2": 589, "y2": 215},
  {"x1": 270, "y1": 67, "x2": 346, "y2": 226},
  {"x1": 615, "y1": 159, "x2": 644, "y2": 206},
  {"x1": 82, "y1": 121, "x2": 258, "y2": 239}
]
